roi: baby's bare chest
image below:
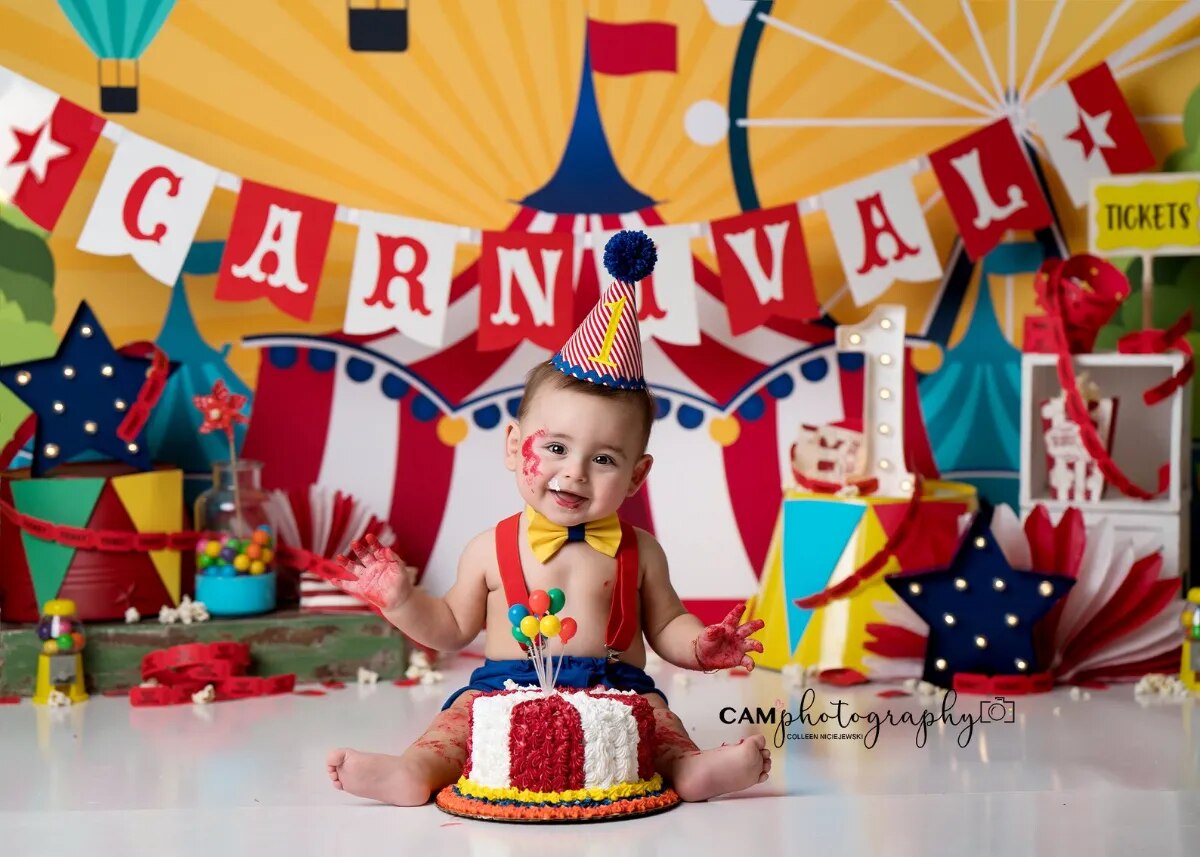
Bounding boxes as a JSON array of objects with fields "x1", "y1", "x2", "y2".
[{"x1": 486, "y1": 541, "x2": 632, "y2": 614}]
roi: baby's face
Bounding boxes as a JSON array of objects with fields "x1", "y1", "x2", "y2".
[{"x1": 504, "y1": 384, "x2": 652, "y2": 526}]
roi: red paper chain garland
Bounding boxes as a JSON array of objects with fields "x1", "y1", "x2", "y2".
[{"x1": 1032, "y1": 255, "x2": 1192, "y2": 501}]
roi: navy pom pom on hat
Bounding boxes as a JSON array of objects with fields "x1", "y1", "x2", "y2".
[{"x1": 551, "y1": 230, "x2": 656, "y2": 391}]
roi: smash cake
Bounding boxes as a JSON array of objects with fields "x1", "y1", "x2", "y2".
[
  {"x1": 436, "y1": 583, "x2": 680, "y2": 821},
  {"x1": 435, "y1": 683, "x2": 680, "y2": 821}
]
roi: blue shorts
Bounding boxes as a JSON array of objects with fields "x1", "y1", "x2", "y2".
[{"x1": 442, "y1": 656, "x2": 666, "y2": 710}]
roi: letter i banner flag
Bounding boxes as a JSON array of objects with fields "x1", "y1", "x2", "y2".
[
  {"x1": 0, "y1": 67, "x2": 102, "y2": 232},
  {"x1": 343, "y1": 212, "x2": 460, "y2": 348},
  {"x1": 215, "y1": 180, "x2": 338, "y2": 322},
  {"x1": 929, "y1": 119, "x2": 1054, "y2": 261},
  {"x1": 1027, "y1": 63, "x2": 1155, "y2": 209},
  {"x1": 77, "y1": 132, "x2": 219, "y2": 286},
  {"x1": 478, "y1": 230, "x2": 575, "y2": 351},
  {"x1": 710, "y1": 204, "x2": 820, "y2": 335}
]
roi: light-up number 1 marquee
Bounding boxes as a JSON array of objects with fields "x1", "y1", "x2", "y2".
[{"x1": 835, "y1": 304, "x2": 914, "y2": 497}]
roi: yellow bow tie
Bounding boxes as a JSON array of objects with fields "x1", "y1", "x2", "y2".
[{"x1": 525, "y1": 506, "x2": 622, "y2": 563}]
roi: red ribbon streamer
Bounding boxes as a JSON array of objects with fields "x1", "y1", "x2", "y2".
[
  {"x1": 0, "y1": 499, "x2": 356, "y2": 588},
  {"x1": 1034, "y1": 255, "x2": 1189, "y2": 501},
  {"x1": 130, "y1": 642, "x2": 295, "y2": 706},
  {"x1": 792, "y1": 476, "x2": 925, "y2": 610}
]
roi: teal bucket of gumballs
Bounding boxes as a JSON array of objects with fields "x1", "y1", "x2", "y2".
[
  {"x1": 194, "y1": 528, "x2": 277, "y2": 617},
  {"x1": 192, "y1": 460, "x2": 278, "y2": 617}
]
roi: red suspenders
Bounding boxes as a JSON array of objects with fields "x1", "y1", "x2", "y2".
[{"x1": 494, "y1": 512, "x2": 639, "y2": 654}]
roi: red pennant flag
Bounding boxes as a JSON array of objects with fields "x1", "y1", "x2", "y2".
[
  {"x1": 1027, "y1": 63, "x2": 1155, "y2": 208},
  {"x1": 478, "y1": 230, "x2": 575, "y2": 351},
  {"x1": 215, "y1": 181, "x2": 336, "y2": 322},
  {"x1": 0, "y1": 71, "x2": 103, "y2": 231},
  {"x1": 929, "y1": 119, "x2": 1053, "y2": 261},
  {"x1": 710, "y1": 204, "x2": 819, "y2": 335},
  {"x1": 587, "y1": 20, "x2": 677, "y2": 75}
]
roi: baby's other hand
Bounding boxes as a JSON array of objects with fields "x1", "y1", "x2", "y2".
[
  {"x1": 331, "y1": 533, "x2": 416, "y2": 612},
  {"x1": 694, "y1": 605, "x2": 766, "y2": 671}
]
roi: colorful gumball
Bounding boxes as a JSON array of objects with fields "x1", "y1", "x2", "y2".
[
  {"x1": 56, "y1": 633, "x2": 73, "y2": 651},
  {"x1": 43, "y1": 640, "x2": 58, "y2": 655},
  {"x1": 70, "y1": 632, "x2": 85, "y2": 650},
  {"x1": 197, "y1": 554, "x2": 214, "y2": 569},
  {"x1": 249, "y1": 560, "x2": 266, "y2": 575},
  {"x1": 519, "y1": 615, "x2": 540, "y2": 639},
  {"x1": 204, "y1": 540, "x2": 221, "y2": 558},
  {"x1": 245, "y1": 543, "x2": 263, "y2": 561},
  {"x1": 261, "y1": 548, "x2": 274, "y2": 563},
  {"x1": 511, "y1": 626, "x2": 531, "y2": 645},
  {"x1": 217, "y1": 564, "x2": 237, "y2": 578},
  {"x1": 559, "y1": 617, "x2": 577, "y2": 644},
  {"x1": 233, "y1": 554, "x2": 251, "y2": 572},
  {"x1": 529, "y1": 590, "x2": 550, "y2": 615},
  {"x1": 548, "y1": 588, "x2": 565, "y2": 613},
  {"x1": 539, "y1": 615, "x2": 561, "y2": 637},
  {"x1": 508, "y1": 604, "x2": 530, "y2": 626},
  {"x1": 36, "y1": 622, "x2": 52, "y2": 641},
  {"x1": 253, "y1": 526, "x2": 271, "y2": 546},
  {"x1": 219, "y1": 546, "x2": 237, "y2": 562}
]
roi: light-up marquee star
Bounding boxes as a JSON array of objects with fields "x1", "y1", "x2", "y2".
[
  {"x1": 887, "y1": 512, "x2": 1074, "y2": 689},
  {"x1": 0, "y1": 302, "x2": 172, "y2": 476}
]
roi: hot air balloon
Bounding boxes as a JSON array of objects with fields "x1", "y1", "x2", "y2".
[
  {"x1": 348, "y1": 0, "x2": 408, "y2": 53},
  {"x1": 56, "y1": 0, "x2": 177, "y2": 114}
]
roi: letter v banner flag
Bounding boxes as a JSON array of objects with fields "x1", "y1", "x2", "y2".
[
  {"x1": 215, "y1": 180, "x2": 337, "y2": 322},
  {"x1": 76, "y1": 133, "x2": 219, "y2": 286},
  {"x1": 1027, "y1": 63, "x2": 1155, "y2": 208},
  {"x1": 0, "y1": 67, "x2": 102, "y2": 231},
  {"x1": 710, "y1": 203, "x2": 820, "y2": 335}
]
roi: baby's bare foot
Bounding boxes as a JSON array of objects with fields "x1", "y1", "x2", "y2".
[
  {"x1": 670, "y1": 735, "x2": 771, "y2": 802},
  {"x1": 325, "y1": 748, "x2": 433, "y2": 806}
]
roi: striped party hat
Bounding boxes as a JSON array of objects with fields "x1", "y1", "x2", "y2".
[{"x1": 551, "y1": 230, "x2": 656, "y2": 390}]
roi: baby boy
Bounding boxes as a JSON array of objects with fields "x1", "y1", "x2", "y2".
[{"x1": 326, "y1": 231, "x2": 769, "y2": 805}]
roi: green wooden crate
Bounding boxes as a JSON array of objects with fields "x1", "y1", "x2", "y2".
[{"x1": 0, "y1": 610, "x2": 407, "y2": 696}]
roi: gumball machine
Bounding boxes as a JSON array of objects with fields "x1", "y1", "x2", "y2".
[
  {"x1": 33, "y1": 599, "x2": 89, "y2": 705},
  {"x1": 1181, "y1": 588, "x2": 1200, "y2": 693}
]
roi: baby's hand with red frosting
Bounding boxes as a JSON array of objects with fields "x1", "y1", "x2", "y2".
[
  {"x1": 693, "y1": 606, "x2": 766, "y2": 671},
  {"x1": 332, "y1": 534, "x2": 416, "y2": 612}
]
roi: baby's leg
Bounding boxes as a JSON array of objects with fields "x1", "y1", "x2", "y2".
[
  {"x1": 643, "y1": 693, "x2": 771, "y2": 802},
  {"x1": 327, "y1": 690, "x2": 478, "y2": 806}
]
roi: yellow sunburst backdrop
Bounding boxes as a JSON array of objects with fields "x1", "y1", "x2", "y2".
[{"x1": 0, "y1": 0, "x2": 1196, "y2": 389}]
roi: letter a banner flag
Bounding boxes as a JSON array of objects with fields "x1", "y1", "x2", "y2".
[{"x1": 215, "y1": 180, "x2": 337, "y2": 322}]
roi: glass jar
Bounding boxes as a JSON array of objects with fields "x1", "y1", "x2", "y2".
[{"x1": 194, "y1": 461, "x2": 278, "y2": 616}]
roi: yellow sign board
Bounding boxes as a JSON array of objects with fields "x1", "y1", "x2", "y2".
[{"x1": 1090, "y1": 173, "x2": 1200, "y2": 256}]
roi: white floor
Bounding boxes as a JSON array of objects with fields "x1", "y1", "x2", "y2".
[{"x1": 1, "y1": 655, "x2": 1198, "y2": 857}]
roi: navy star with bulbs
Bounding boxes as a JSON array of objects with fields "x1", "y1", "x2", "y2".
[
  {"x1": 0, "y1": 302, "x2": 170, "y2": 477},
  {"x1": 886, "y1": 511, "x2": 1074, "y2": 689}
]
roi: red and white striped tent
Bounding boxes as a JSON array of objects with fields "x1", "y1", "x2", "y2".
[{"x1": 239, "y1": 205, "x2": 896, "y2": 622}]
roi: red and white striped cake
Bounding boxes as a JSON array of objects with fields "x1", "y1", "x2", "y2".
[{"x1": 435, "y1": 686, "x2": 680, "y2": 821}]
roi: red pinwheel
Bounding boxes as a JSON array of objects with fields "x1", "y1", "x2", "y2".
[{"x1": 194, "y1": 380, "x2": 248, "y2": 436}]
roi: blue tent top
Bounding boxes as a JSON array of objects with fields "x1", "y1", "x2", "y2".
[{"x1": 520, "y1": 36, "x2": 656, "y2": 215}]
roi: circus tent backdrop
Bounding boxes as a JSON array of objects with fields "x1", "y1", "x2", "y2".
[{"x1": 240, "y1": 35, "x2": 938, "y2": 620}]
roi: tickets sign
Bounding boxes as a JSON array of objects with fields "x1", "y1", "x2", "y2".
[{"x1": 1089, "y1": 173, "x2": 1200, "y2": 256}]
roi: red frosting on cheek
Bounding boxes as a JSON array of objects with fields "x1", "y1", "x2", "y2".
[{"x1": 521, "y1": 429, "x2": 546, "y2": 486}]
